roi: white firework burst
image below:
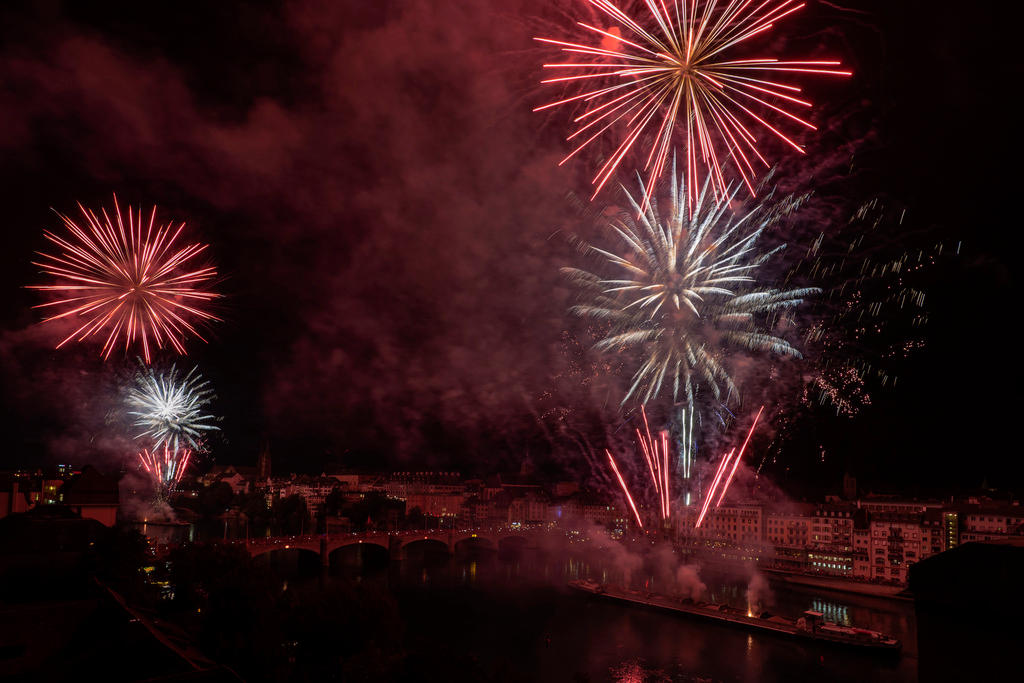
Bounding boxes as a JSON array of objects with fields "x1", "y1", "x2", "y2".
[
  {"x1": 127, "y1": 364, "x2": 218, "y2": 452},
  {"x1": 563, "y1": 166, "x2": 817, "y2": 407}
]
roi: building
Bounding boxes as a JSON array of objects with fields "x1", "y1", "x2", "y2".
[
  {"x1": 852, "y1": 527, "x2": 870, "y2": 579},
  {"x1": 385, "y1": 472, "x2": 462, "y2": 500},
  {"x1": 920, "y1": 508, "x2": 946, "y2": 557},
  {"x1": 960, "y1": 504, "x2": 1024, "y2": 542},
  {"x1": 61, "y1": 466, "x2": 120, "y2": 527},
  {"x1": 1, "y1": 476, "x2": 35, "y2": 519},
  {"x1": 1, "y1": 469, "x2": 76, "y2": 519},
  {"x1": 201, "y1": 465, "x2": 258, "y2": 495},
  {"x1": 272, "y1": 475, "x2": 340, "y2": 517},
  {"x1": 856, "y1": 496, "x2": 941, "y2": 515},
  {"x1": 551, "y1": 493, "x2": 624, "y2": 529},
  {"x1": 407, "y1": 488, "x2": 464, "y2": 519},
  {"x1": 699, "y1": 504, "x2": 764, "y2": 544},
  {"x1": 507, "y1": 491, "x2": 550, "y2": 525},
  {"x1": 461, "y1": 494, "x2": 501, "y2": 526},
  {"x1": 385, "y1": 472, "x2": 465, "y2": 521},
  {"x1": 808, "y1": 505, "x2": 856, "y2": 576},
  {"x1": 763, "y1": 505, "x2": 813, "y2": 571},
  {"x1": 765, "y1": 506, "x2": 812, "y2": 548},
  {"x1": 866, "y1": 513, "x2": 922, "y2": 583}
]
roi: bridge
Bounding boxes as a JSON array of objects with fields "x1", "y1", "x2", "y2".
[{"x1": 237, "y1": 525, "x2": 548, "y2": 566}]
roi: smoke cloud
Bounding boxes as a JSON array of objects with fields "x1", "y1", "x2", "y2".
[{"x1": 0, "y1": 0, "x2": 886, "y2": 482}]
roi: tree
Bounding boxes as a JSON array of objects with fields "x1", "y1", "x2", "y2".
[
  {"x1": 405, "y1": 506, "x2": 426, "y2": 531},
  {"x1": 198, "y1": 481, "x2": 234, "y2": 517},
  {"x1": 323, "y1": 488, "x2": 345, "y2": 517},
  {"x1": 271, "y1": 494, "x2": 309, "y2": 536},
  {"x1": 234, "y1": 491, "x2": 272, "y2": 537}
]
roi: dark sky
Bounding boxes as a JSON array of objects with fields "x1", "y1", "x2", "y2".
[{"x1": 0, "y1": 1, "x2": 1017, "y2": 496}]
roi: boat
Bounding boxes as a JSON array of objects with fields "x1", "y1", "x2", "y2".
[{"x1": 568, "y1": 579, "x2": 901, "y2": 653}]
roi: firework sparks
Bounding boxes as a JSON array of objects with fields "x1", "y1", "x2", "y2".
[
  {"x1": 29, "y1": 195, "x2": 219, "y2": 363},
  {"x1": 635, "y1": 406, "x2": 673, "y2": 519},
  {"x1": 606, "y1": 406, "x2": 674, "y2": 526},
  {"x1": 714, "y1": 403, "x2": 763, "y2": 507},
  {"x1": 535, "y1": 0, "x2": 850, "y2": 210},
  {"x1": 607, "y1": 449, "x2": 644, "y2": 527},
  {"x1": 677, "y1": 404, "x2": 695, "y2": 486},
  {"x1": 138, "y1": 444, "x2": 193, "y2": 490},
  {"x1": 127, "y1": 364, "x2": 218, "y2": 453},
  {"x1": 778, "y1": 200, "x2": 947, "y2": 418},
  {"x1": 695, "y1": 404, "x2": 764, "y2": 527},
  {"x1": 695, "y1": 446, "x2": 732, "y2": 528},
  {"x1": 563, "y1": 168, "x2": 818, "y2": 408}
]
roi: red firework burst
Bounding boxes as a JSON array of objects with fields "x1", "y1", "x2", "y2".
[
  {"x1": 535, "y1": 0, "x2": 850, "y2": 210},
  {"x1": 29, "y1": 196, "x2": 219, "y2": 363}
]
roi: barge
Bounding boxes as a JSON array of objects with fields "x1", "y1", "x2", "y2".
[{"x1": 569, "y1": 579, "x2": 901, "y2": 653}]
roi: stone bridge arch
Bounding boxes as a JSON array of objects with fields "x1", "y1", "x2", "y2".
[
  {"x1": 399, "y1": 537, "x2": 451, "y2": 560},
  {"x1": 453, "y1": 534, "x2": 497, "y2": 554},
  {"x1": 326, "y1": 538, "x2": 391, "y2": 567}
]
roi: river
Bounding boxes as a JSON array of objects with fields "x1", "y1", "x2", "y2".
[
  {"x1": 320, "y1": 545, "x2": 915, "y2": 682},
  {"x1": 136, "y1": 522, "x2": 918, "y2": 681}
]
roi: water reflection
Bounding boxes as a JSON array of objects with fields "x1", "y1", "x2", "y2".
[
  {"x1": 145, "y1": 524, "x2": 917, "y2": 681},
  {"x1": 811, "y1": 598, "x2": 851, "y2": 626},
  {"x1": 321, "y1": 549, "x2": 917, "y2": 682}
]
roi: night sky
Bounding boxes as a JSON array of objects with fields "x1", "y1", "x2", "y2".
[{"x1": 0, "y1": 1, "x2": 1016, "y2": 496}]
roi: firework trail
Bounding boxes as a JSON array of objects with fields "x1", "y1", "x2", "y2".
[
  {"x1": 138, "y1": 444, "x2": 193, "y2": 490},
  {"x1": 695, "y1": 447, "x2": 732, "y2": 528},
  {"x1": 607, "y1": 449, "x2": 644, "y2": 527},
  {"x1": 695, "y1": 404, "x2": 763, "y2": 527},
  {"x1": 29, "y1": 195, "x2": 219, "y2": 363},
  {"x1": 635, "y1": 405, "x2": 672, "y2": 519},
  {"x1": 676, "y1": 404, "x2": 695, "y2": 501},
  {"x1": 535, "y1": 0, "x2": 849, "y2": 210},
  {"x1": 713, "y1": 403, "x2": 763, "y2": 507},
  {"x1": 127, "y1": 364, "x2": 218, "y2": 454},
  {"x1": 606, "y1": 405, "x2": 674, "y2": 525},
  {"x1": 563, "y1": 167, "x2": 818, "y2": 410}
]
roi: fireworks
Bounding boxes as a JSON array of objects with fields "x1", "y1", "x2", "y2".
[
  {"x1": 677, "y1": 404, "x2": 695, "y2": 481},
  {"x1": 29, "y1": 195, "x2": 219, "y2": 363},
  {"x1": 695, "y1": 404, "x2": 763, "y2": 527},
  {"x1": 635, "y1": 406, "x2": 672, "y2": 520},
  {"x1": 535, "y1": 0, "x2": 849, "y2": 209},
  {"x1": 563, "y1": 168, "x2": 818, "y2": 408},
  {"x1": 138, "y1": 445, "x2": 193, "y2": 490},
  {"x1": 781, "y1": 200, "x2": 946, "y2": 417},
  {"x1": 606, "y1": 405, "x2": 674, "y2": 526},
  {"x1": 127, "y1": 364, "x2": 218, "y2": 454},
  {"x1": 607, "y1": 449, "x2": 644, "y2": 527}
]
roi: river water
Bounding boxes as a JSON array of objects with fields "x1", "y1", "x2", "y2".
[
  {"x1": 138, "y1": 523, "x2": 918, "y2": 681},
  {"x1": 322, "y1": 545, "x2": 917, "y2": 682}
]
